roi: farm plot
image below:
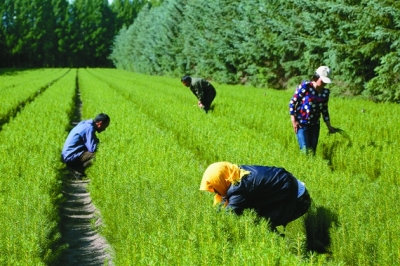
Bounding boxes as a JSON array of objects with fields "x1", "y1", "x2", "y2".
[
  {"x1": 1, "y1": 68, "x2": 399, "y2": 265},
  {"x1": 77, "y1": 68, "x2": 400, "y2": 265}
]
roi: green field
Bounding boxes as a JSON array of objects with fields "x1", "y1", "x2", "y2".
[{"x1": 0, "y1": 68, "x2": 399, "y2": 265}]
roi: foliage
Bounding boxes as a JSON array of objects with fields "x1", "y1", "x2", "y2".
[
  {"x1": 110, "y1": 1, "x2": 186, "y2": 75},
  {"x1": 111, "y1": 0, "x2": 400, "y2": 102},
  {"x1": 65, "y1": 0, "x2": 114, "y2": 67},
  {"x1": 363, "y1": 51, "x2": 400, "y2": 102},
  {"x1": 0, "y1": 0, "x2": 152, "y2": 67}
]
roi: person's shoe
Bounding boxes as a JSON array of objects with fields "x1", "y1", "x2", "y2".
[{"x1": 67, "y1": 167, "x2": 85, "y2": 180}]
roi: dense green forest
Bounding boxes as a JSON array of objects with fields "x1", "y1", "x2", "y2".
[
  {"x1": 110, "y1": 0, "x2": 400, "y2": 102},
  {"x1": 1, "y1": 0, "x2": 399, "y2": 102},
  {"x1": 0, "y1": 0, "x2": 159, "y2": 67}
]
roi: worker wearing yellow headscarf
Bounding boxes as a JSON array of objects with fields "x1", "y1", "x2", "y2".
[
  {"x1": 200, "y1": 162, "x2": 311, "y2": 228},
  {"x1": 199, "y1": 162, "x2": 250, "y2": 206}
]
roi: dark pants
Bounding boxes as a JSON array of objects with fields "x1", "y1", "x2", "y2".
[
  {"x1": 202, "y1": 88, "x2": 216, "y2": 112},
  {"x1": 290, "y1": 189, "x2": 311, "y2": 223},
  {"x1": 65, "y1": 152, "x2": 95, "y2": 173}
]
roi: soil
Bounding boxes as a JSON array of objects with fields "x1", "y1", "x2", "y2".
[
  {"x1": 58, "y1": 178, "x2": 114, "y2": 265},
  {"x1": 56, "y1": 76, "x2": 113, "y2": 265}
]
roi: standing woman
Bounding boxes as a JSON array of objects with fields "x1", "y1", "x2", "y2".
[{"x1": 289, "y1": 66, "x2": 337, "y2": 154}]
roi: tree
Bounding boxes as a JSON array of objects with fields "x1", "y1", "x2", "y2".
[
  {"x1": 110, "y1": 0, "x2": 138, "y2": 30},
  {"x1": 68, "y1": 0, "x2": 115, "y2": 67},
  {"x1": 363, "y1": 0, "x2": 400, "y2": 102},
  {"x1": 147, "y1": 0, "x2": 187, "y2": 76},
  {"x1": 52, "y1": 0, "x2": 70, "y2": 66}
]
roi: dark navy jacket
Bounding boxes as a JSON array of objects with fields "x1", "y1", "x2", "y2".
[{"x1": 225, "y1": 165, "x2": 299, "y2": 226}]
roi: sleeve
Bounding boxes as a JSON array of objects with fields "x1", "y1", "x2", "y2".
[
  {"x1": 85, "y1": 128, "x2": 99, "y2": 153},
  {"x1": 321, "y1": 89, "x2": 330, "y2": 122},
  {"x1": 190, "y1": 87, "x2": 199, "y2": 98},
  {"x1": 196, "y1": 80, "x2": 208, "y2": 101},
  {"x1": 289, "y1": 83, "x2": 305, "y2": 115},
  {"x1": 227, "y1": 194, "x2": 247, "y2": 215}
]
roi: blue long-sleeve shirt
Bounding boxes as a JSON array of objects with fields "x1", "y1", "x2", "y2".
[{"x1": 61, "y1": 119, "x2": 99, "y2": 163}]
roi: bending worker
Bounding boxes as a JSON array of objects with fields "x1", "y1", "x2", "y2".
[
  {"x1": 181, "y1": 76, "x2": 216, "y2": 113},
  {"x1": 200, "y1": 162, "x2": 311, "y2": 228}
]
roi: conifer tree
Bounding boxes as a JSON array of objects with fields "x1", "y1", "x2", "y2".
[
  {"x1": 68, "y1": 0, "x2": 115, "y2": 67},
  {"x1": 148, "y1": 0, "x2": 187, "y2": 75},
  {"x1": 111, "y1": 0, "x2": 138, "y2": 30},
  {"x1": 52, "y1": 0, "x2": 70, "y2": 66}
]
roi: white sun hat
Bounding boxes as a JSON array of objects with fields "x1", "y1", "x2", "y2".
[{"x1": 316, "y1": 66, "x2": 332, "y2": 84}]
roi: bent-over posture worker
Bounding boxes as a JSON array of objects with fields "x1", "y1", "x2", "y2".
[
  {"x1": 200, "y1": 162, "x2": 311, "y2": 228},
  {"x1": 181, "y1": 76, "x2": 216, "y2": 113}
]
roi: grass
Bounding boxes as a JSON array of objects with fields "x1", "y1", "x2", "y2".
[{"x1": 1, "y1": 68, "x2": 399, "y2": 265}]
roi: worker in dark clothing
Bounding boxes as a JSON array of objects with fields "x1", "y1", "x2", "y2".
[
  {"x1": 181, "y1": 76, "x2": 216, "y2": 113},
  {"x1": 200, "y1": 162, "x2": 311, "y2": 229}
]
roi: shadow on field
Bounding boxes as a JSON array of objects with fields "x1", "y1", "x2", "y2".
[
  {"x1": 0, "y1": 68, "x2": 30, "y2": 76},
  {"x1": 304, "y1": 205, "x2": 339, "y2": 254},
  {"x1": 42, "y1": 168, "x2": 67, "y2": 265},
  {"x1": 321, "y1": 128, "x2": 352, "y2": 171}
]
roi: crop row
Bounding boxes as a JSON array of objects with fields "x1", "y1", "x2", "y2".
[
  {"x1": 0, "y1": 69, "x2": 69, "y2": 127},
  {"x1": 0, "y1": 69, "x2": 76, "y2": 265}
]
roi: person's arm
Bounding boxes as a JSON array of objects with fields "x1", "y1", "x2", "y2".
[
  {"x1": 226, "y1": 194, "x2": 247, "y2": 215},
  {"x1": 195, "y1": 79, "x2": 208, "y2": 102},
  {"x1": 321, "y1": 90, "x2": 336, "y2": 133},
  {"x1": 85, "y1": 127, "x2": 99, "y2": 152},
  {"x1": 324, "y1": 120, "x2": 336, "y2": 133},
  {"x1": 290, "y1": 115, "x2": 299, "y2": 134},
  {"x1": 289, "y1": 85, "x2": 304, "y2": 133},
  {"x1": 189, "y1": 86, "x2": 198, "y2": 98},
  {"x1": 190, "y1": 83, "x2": 204, "y2": 108}
]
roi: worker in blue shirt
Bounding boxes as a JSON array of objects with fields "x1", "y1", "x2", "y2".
[{"x1": 61, "y1": 113, "x2": 110, "y2": 179}]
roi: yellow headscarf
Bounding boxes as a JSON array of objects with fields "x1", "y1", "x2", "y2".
[{"x1": 199, "y1": 162, "x2": 250, "y2": 206}]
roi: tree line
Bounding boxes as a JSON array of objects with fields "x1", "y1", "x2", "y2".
[
  {"x1": 110, "y1": 0, "x2": 400, "y2": 103},
  {"x1": 0, "y1": 0, "x2": 160, "y2": 68}
]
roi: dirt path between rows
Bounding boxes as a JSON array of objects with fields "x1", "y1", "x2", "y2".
[
  {"x1": 58, "y1": 178, "x2": 114, "y2": 265},
  {"x1": 57, "y1": 70, "x2": 113, "y2": 265}
]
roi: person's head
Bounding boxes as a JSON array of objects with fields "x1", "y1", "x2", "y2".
[
  {"x1": 93, "y1": 113, "x2": 110, "y2": 133},
  {"x1": 181, "y1": 76, "x2": 192, "y2": 87},
  {"x1": 199, "y1": 162, "x2": 250, "y2": 206},
  {"x1": 312, "y1": 66, "x2": 332, "y2": 88}
]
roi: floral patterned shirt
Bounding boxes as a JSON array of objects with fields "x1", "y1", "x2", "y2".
[{"x1": 289, "y1": 81, "x2": 330, "y2": 125}]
